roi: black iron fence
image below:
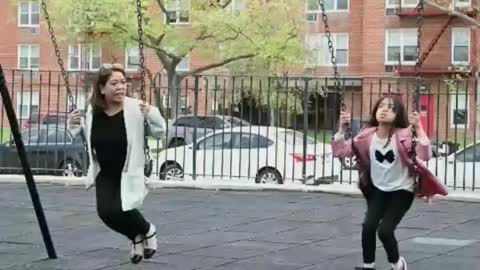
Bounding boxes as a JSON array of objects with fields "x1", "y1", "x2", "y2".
[{"x1": 0, "y1": 69, "x2": 479, "y2": 191}]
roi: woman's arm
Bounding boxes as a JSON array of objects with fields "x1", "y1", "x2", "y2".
[
  {"x1": 331, "y1": 132, "x2": 356, "y2": 158},
  {"x1": 414, "y1": 126, "x2": 432, "y2": 161}
]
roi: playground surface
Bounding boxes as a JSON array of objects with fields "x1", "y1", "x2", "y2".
[{"x1": 0, "y1": 183, "x2": 479, "y2": 270}]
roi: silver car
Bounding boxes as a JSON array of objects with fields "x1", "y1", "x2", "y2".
[{"x1": 164, "y1": 115, "x2": 249, "y2": 148}]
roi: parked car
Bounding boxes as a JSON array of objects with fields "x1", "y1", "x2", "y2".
[
  {"x1": 0, "y1": 126, "x2": 88, "y2": 176},
  {"x1": 155, "y1": 126, "x2": 341, "y2": 184},
  {"x1": 427, "y1": 141, "x2": 480, "y2": 189},
  {"x1": 165, "y1": 115, "x2": 250, "y2": 148},
  {"x1": 22, "y1": 112, "x2": 68, "y2": 130}
]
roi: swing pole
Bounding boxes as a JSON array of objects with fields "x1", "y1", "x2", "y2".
[{"x1": 0, "y1": 65, "x2": 57, "y2": 259}]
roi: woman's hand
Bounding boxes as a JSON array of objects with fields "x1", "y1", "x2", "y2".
[
  {"x1": 139, "y1": 102, "x2": 151, "y2": 116},
  {"x1": 68, "y1": 110, "x2": 82, "y2": 125},
  {"x1": 409, "y1": 111, "x2": 422, "y2": 129},
  {"x1": 339, "y1": 111, "x2": 351, "y2": 133}
]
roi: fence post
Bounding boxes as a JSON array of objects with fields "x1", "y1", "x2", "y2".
[
  {"x1": 302, "y1": 78, "x2": 310, "y2": 184},
  {"x1": 192, "y1": 75, "x2": 200, "y2": 181},
  {"x1": 0, "y1": 65, "x2": 57, "y2": 259}
]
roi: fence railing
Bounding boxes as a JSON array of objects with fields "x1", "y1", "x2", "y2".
[{"x1": 0, "y1": 69, "x2": 479, "y2": 191}]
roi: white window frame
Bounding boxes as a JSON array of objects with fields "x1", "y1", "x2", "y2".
[
  {"x1": 385, "y1": 29, "x2": 418, "y2": 66},
  {"x1": 385, "y1": 0, "x2": 419, "y2": 9},
  {"x1": 68, "y1": 44, "x2": 102, "y2": 71},
  {"x1": 164, "y1": 0, "x2": 191, "y2": 25},
  {"x1": 176, "y1": 55, "x2": 190, "y2": 72},
  {"x1": 162, "y1": 95, "x2": 188, "y2": 109},
  {"x1": 16, "y1": 92, "x2": 40, "y2": 120},
  {"x1": 305, "y1": 33, "x2": 349, "y2": 67},
  {"x1": 125, "y1": 47, "x2": 140, "y2": 71},
  {"x1": 17, "y1": 44, "x2": 40, "y2": 70},
  {"x1": 450, "y1": 94, "x2": 469, "y2": 129},
  {"x1": 229, "y1": 0, "x2": 245, "y2": 16},
  {"x1": 451, "y1": 28, "x2": 470, "y2": 65},
  {"x1": 18, "y1": 1, "x2": 40, "y2": 27},
  {"x1": 305, "y1": 0, "x2": 350, "y2": 16},
  {"x1": 454, "y1": 0, "x2": 471, "y2": 8}
]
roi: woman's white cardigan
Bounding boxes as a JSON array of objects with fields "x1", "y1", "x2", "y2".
[{"x1": 69, "y1": 97, "x2": 166, "y2": 211}]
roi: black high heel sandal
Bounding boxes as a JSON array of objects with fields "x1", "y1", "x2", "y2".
[{"x1": 144, "y1": 231, "x2": 157, "y2": 259}]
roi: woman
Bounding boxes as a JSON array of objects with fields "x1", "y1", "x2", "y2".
[
  {"x1": 68, "y1": 64, "x2": 165, "y2": 264},
  {"x1": 332, "y1": 95, "x2": 432, "y2": 270}
]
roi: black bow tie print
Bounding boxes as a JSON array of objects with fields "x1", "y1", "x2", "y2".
[{"x1": 375, "y1": 150, "x2": 395, "y2": 163}]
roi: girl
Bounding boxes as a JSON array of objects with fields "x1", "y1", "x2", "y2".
[
  {"x1": 332, "y1": 95, "x2": 432, "y2": 270},
  {"x1": 68, "y1": 65, "x2": 166, "y2": 264}
]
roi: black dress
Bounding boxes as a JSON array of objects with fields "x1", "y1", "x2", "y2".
[{"x1": 91, "y1": 110, "x2": 149, "y2": 240}]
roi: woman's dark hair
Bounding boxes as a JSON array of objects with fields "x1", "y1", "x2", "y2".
[
  {"x1": 368, "y1": 94, "x2": 409, "y2": 147},
  {"x1": 90, "y1": 67, "x2": 126, "y2": 113}
]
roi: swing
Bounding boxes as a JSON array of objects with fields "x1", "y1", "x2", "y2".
[
  {"x1": 39, "y1": 0, "x2": 153, "y2": 177},
  {"x1": 320, "y1": 0, "x2": 447, "y2": 204}
]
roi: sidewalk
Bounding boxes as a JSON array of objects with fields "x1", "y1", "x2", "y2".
[{"x1": 1, "y1": 183, "x2": 479, "y2": 270}]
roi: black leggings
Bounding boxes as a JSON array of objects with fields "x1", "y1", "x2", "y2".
[
  {"x1": 362, "y1": 186, "x2": 414, "y2": 264},
  {"x1": 95, "y1": 171, "x2": 150, "y2": 241}
]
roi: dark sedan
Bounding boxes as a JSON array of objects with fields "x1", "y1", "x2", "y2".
[{"x1": 0, "y1": 125, "x2": 88, "y2": 176}]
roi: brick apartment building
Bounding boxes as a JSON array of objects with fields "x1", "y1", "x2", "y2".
[{"x1": 0, "y1": 0, "x2": 479, "y2": 141}]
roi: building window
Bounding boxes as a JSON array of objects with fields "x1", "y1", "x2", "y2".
[
  {"x1": 176, "y1": 55, "x2": 190, "y2": 72},
  {"x1": 452, "y1": 28, "x2": 470, "y2": 65},
  {"x1": 230, "y1": 0, "x2": 245, "y2": 16},
  {"x1": 386, "y1": 0, "x2": 419, "y2": 8},
  {"x1": 68, "y1": 44, "x2": 101, "y2": 70},
  {"x1": 18, "y1": 1, "x2": 40, "y2": 27},
  {"x1": 16, "y1": 92, "x2": 39, "y2": 120},
  {"x1": 162, "y1": 95, "x2": 188, "y2": 109},
  {"x1": 455, "y1": 0, "x2": 471, "y2": 7},
  {"x1": 18, "y1": 45, "x2": 40, "y2": 70},
  {"x1": 305, "y1": 33, "x2": 349, "y2": 67},
  {"x1": 165, "y1": 0, "x2": 190, "y2": 24},
  {"x1": 306, "y1": 0, "x2": 349, "y2": 21},
  {"x1": 125, "y1": 47, "x2": 140, "y2": 71},
  {"x1": 450, "y1": 94, "x2": 468, "y2": 128},
  {"x1": 385, "y1": 29, "x2": 417, "y2": 65}
]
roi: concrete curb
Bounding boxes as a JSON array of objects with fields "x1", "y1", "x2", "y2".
[{"x1": 0, "y1": 175, "x2": 479, "y2": 203}]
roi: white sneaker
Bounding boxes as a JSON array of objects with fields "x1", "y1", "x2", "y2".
[
  {"x1": 399, "y1": 257, "x2": 407, "y2": 270},
  {"x1": 130, "y1": 235, "x2": 144, "y2": 264},
  {"x1": 143, "y1": 223, "x2": 157, "y2": 259}
]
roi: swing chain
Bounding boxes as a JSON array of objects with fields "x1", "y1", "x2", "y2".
[
  {"x1": 40, "y1": 0, "x2": 75, "y2": 112},
  {"x1": 135, "y1": 0, "x2": 152, "y2": 176},
  {"x1": 318, "y1": 0, "x2": 344, "y2": 111},
  {"x1": 412, "y1": 0, "x2": 424, "y2": 189}
]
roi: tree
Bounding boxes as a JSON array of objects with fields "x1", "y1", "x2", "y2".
[
  {"x1": 45, "y1": 0, "x2": 305, "y2": 118},
  {"x1": 425, "y1": 0, "x2": 480, "y2": 27}
]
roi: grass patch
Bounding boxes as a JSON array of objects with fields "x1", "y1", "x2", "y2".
[{"x1": 0, "y1": 127, "x2": 11, "y2": 143}]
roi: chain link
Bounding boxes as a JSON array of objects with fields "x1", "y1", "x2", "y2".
[
  {"x1": 40, "y1": 1, "x2": 75, "y2": 112},
  {"x1": 318, "y1": 0, "x2": 344, "y2": 112},
  {"x1": 412, "y1": 0, "x2": 424, "y2": 190},
  {"x1": 135, "y1": 0, "x2": 152, "y2": 171},
  {"x1": 318, "y1": 0, "x2": 352, "y2": 143}
]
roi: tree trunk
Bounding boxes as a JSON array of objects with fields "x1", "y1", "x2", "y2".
[{"x1": 167, "y1": 70, "x2": 182, "y2": 119}]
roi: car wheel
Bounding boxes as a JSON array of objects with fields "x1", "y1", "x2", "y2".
[
  {"x1": 60, "y1": 160, "x2": 83, "y2": 177},
  {"x1": 168, "y1": 138, "x2": 187, "y2": 148},
  {"x1": 255, "y1": 168, "x2": 283, "y2": 184},
  {"x1": 160, "y1": 163, "x2": 184, "y2": 180}
]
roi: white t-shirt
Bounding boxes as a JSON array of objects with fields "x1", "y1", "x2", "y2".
[{"x1": 370, "y1": 133, "x2": 414, "y2": 192}]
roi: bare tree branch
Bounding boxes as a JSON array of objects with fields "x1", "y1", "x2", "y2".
[
  {"x1": 155, "y1": 0, "x2": 168, "y2": 15},
  {"x1": 184, "y1": 53, "x2": 256, "y2": 76},
  {"x1": 425, "y1": 0, "x2": 480, "y2": 27},
  {"x1": 220, "y1": 0, "x2": 233, "y2": 9}
]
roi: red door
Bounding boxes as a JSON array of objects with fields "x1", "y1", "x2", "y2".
[{"x1": 419, "y1": 95, "x2": 435, "y2": 137}]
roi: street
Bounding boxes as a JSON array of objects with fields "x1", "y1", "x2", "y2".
[{"x1": 0, "y1": 183, "x2": 479, "y2": 270}]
